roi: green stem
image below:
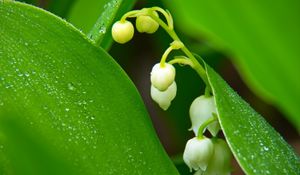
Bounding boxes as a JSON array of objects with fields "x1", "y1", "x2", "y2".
[
  {"x1": 168, "y1": 58, "x2": 193, "y2": 67},
  {"x1": 204, "y1": 86, "x2": 212, "y2": 97},
  {"x1": 148, "y1": 12, "x2": 210, "y2": 88},
  {"x1": 120, "y1": 10, "x2": 142, "y2": 22},
  {"x1": 151, "y1": 7, "x2": 173, "y2": 30},
  {"x1": 160, "y1": 46, "x2": 174, "y2": 67},
  {"x1": 197, "y1": 114, "x2": 217, "y2": 139}
]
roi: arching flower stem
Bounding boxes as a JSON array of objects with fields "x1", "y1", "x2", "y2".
[{"x1": 197, "y1": 114, "x2": 218, "y2": 139}]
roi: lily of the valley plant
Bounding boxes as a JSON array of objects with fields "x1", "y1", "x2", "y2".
[{"x1": 112, "y1": 7, "x2": 233, "y2": 174}]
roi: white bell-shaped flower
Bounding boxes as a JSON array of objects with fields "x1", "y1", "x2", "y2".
[
  {"x1": 183, "y1": 137, "x2": 214, "y2": 172},
  {"x1": 189, "y1": 95, "x2": 220, "y2": 136},
  {"x1": 150, "y1": 63, "x2": 175, "y2": 91},
  {"x1": 112, "y1": 20, "x2": 134, "y2": 44},
  {"x1": 136, "y1": 11, "x2": 159, "y2": 34},
  {"x1": 151, "y1": 82, "x2": 176, "y2": 110},
  {"x1": 203, "y1": 138, "x2": 232, "y2": 175}
]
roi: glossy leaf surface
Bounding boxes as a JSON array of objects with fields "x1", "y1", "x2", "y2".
[
  {"x1": 0, "y1": 2, "x2": 178, "y2": 174},
  {"x1": 204, "y1": 63, "x2": 300, "y2": 174}
]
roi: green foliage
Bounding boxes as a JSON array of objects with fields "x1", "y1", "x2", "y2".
[
  {"x1": 67, "y1": 0, "x2": 114, "y2": 33},
  {"x1": 0, "y1": 1, "x2": 179, "y2": 174},
  {"x1": 164, "y1": 0, "x2": 300, "y2": 130},
  {"x1": 204, "y1": 63, "x2": 300, "y2": 174},
  {"x1": 1, "y1": 0, "x2": 299, "y2": 174}
]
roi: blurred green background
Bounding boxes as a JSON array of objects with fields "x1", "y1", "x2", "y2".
[{"x1": 7, "y1": 0, "x2": 300, "y2": 174}]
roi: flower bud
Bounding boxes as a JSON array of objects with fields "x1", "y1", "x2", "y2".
[
  {"x1": 183, "y1": 137, "x2": 214, "y2": 172},
  {"x1": 150, "y1": 63, "x2": 175, "y2": 91},
  {"x1": 136, "y1": 12, "x2": 159, "y2": 34},
  {"x1": 189, "y1": 95, "x2": 220, "y2": 136},
  {"x1": 111, "y1": 20, "x2": 134, "y2": 44},
  {"x1": 203, "y1": 138, "x2": 232, "y2": 175},
  {"x1": 151, "y1": 82, "x2": 176, "y2": 110}
]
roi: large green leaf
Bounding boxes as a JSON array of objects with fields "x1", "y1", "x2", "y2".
[
  {"x1": 0, "y1": 1, "x2": 178, "y2": 174},
  {"x1": 164, "y1": 0, "x2": 300, "y2": 130},
  {"x1": 204, "y1": 62, "x2": 300, "y2": 174}
]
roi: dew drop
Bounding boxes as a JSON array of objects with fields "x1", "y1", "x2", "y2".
[
  {"x1": 99, "y1": 26, "x2": 106, "y2": 34},
  {"x1": 24, "y1": 72, "x2": 30, "y2": 77},
  {"x1": 67, "y1": 83, "x2": 76, "y2": 91},
  {"x1": 263, "y1": 146, "x2": 269, "y2": 151}
]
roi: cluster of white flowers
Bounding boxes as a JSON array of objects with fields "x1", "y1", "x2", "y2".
[
  {"x1": 148, "y1": 60, "x2": 231, "y2": 174},
  {"x1": 183, "y1": 96, "x2": 232, "y2": 175},
  {"x1": 111, "y1": 7, "x2": 232, "y2": 175}
]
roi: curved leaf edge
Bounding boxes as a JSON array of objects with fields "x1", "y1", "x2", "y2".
[
  {"x1": 1, "y1": 1, "x2": 180, "y2": 174},
  {"x1": 204, "y1": 64, "x2": 300, "y2": 174},
  {"x1": 2, "y1": 0, "x2": 144, "y2": 103},
  {"x1": 192, "y1": 54, "x2": 299, "y2": 174},
  {"x1": 3, "y1": 1, "x2": 99, "y2": 51}
]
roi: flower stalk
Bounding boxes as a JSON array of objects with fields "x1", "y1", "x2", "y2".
[{"x1": 111, "y1": 7, "x2": 232, "y2": 174}]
